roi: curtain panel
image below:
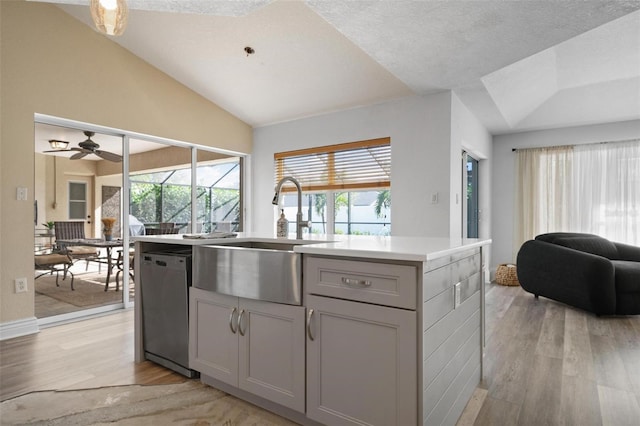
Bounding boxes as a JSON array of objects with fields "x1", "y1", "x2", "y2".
[{"x1": 514, "y1": 140, "x2": 639, "y2": 258}]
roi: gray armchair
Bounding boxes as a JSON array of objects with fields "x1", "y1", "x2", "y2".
[{"x1": 517, "y1": 233, "x2": 640, "y2": 315}]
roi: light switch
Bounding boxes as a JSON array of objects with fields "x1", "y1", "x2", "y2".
[
  {"x1": 17, "y1": 187, "x2": 28, "y2": 201},
  {"x1": 431, "y1": 192, "x2": 439, "y2": 204}
]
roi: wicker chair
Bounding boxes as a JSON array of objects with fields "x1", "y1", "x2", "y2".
[{"x1": 54, "y1": 221, "x2": 100, "y2": 269}]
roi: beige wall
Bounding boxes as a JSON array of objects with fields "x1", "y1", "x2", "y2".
[
  {"x1": 36, "y1": 155, "x2": 99, "y2": 228},
  {"x1": 0, "y1": 1, "x2": 252, "y2": 325}
]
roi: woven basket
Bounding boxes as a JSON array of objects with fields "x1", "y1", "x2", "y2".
[{"x1": 496, "y1": 263, "x2": 520, "y2": 286}]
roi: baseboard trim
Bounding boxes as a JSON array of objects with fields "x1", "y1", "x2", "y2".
[{"x1": 0, "y1": 317, "x2": 40, "y2": 341}]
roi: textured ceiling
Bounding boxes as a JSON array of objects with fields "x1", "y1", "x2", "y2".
[{"x1": 35, "y1": 0, "x2": 640, "y2": 135}]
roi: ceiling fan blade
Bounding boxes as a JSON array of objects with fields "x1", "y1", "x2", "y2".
[
  {"x1": 95, "y1": 150, "x2": 123, "y2": 162},
  {"x1": 70, "y1": 152, "x2": 89, "y2": 160},
  {"x1": 43, "y1": 149, "x2": 73, "y2": 153}
]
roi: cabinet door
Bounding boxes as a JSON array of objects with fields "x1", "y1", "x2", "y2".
[
  {"x1": 238, "y1": 299, "x2": 306, "y2": 413},
  {"x1": 306, "y1": 295, "x2": 417, "y2": 426},
  {"x1": 189, "y1": 288, "x2": 239, "y2": 386}
]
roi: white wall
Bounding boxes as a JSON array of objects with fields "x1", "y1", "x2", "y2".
[
  {"x1": 252, "y1": 92, "x2": 493, "y2": 242},
  {"x1": 252, "y1": 94, "x2": 455, "y2": 237},
  {"x1": 491, "y1": 119, "x2": 640, "y2": 271},
  {"x1": 451, "y1": 93, "x2": 492, "y2": 241}
]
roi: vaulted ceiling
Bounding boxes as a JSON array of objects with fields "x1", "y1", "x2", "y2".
[{"x1": 36, "y1": 0, "x2": 640, "y2": 135}]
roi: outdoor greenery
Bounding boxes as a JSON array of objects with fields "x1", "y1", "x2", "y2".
[
  {"x1": 129, "y1": 161, "x2": 241, "y2": 232},
  {"x1": 302, "y1": 189, "x2": 391, "y2": 236},
  {"x1": 374, "y1": 190, "x2": 390, "y2": 219}
]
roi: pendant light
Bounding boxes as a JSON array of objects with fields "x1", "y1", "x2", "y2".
[
  {"x1": 48, "y1": 139, "x2": 69, "y2": 150},
  {"x1": 90, "y1": 0, "x2": 129, "y2": 36}
]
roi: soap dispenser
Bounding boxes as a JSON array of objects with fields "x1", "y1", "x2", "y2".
[{"x1": 277, "y1": 209, "x2": 289, "y2": 237}]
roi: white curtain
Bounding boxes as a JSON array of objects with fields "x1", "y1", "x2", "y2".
[
  {"x1": 515, "y1": 140, "x2": 639, "y2": 256},
  {"x1": 571, "y1": 141, "x2": 639, "y2": 245},
  {"x1": 515, "y1": 146, "x2": 573, "y2": 252}
]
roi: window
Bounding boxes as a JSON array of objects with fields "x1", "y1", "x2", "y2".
[
  {"x1": 335, "y1": 190, "x2": 390, "y2": 236},
  {"x1": 68, "y1": 181, "x2": 87, "y2": 220},
  {"x1": 515, "y1": 140, "x2": 639, "y2": 248},
  {"x1": 465, "y1": 153, "x2": 479, "y2": 238},
  {"x1": 130, "y1": 158, "x2": 242, "y2": 232},
  {"x1": 275, "y1": 138, "x2": 391, "y2": 235}
]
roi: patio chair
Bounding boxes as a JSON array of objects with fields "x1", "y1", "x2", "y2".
[
  {"x1": 35, "y1": 251, "x2": 75, "y2": 290},
  {"x1": 54, "y1": 221, "x2": 100, "y2": 270},
  {"x1": 115, "y1": 248, "x2": 135, "y2": 292},
  {"x1": 145, "y1": 222, "x2": 179, "y2": 235}
]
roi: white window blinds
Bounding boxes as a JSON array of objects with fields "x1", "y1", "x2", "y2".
[{"x1": 274, "y1": 137, "x2": 391, "y2": 192}]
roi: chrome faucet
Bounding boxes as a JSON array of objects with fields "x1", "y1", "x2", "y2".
[{"x1": 272, "y1": 176, "x2": 310, "y2": 239}]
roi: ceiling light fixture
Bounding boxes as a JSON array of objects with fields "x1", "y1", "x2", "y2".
[
  {"x1": 48, "y1": 140, "x2": 69, "y2": 150},
  {"x1": 90, "y1": 0, "x2": 129, "y2": 36}
]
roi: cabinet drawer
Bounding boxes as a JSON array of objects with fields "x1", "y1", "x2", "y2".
[{"x1": 305, "y1": 256, "x2": 417, "y2": 309}]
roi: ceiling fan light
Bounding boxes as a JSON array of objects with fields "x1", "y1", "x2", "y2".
[
  {"x1": 48, "y1": 140, "x2": 69, "y2": 150},
  {"x1": 90, "y1": 0, "x2": 128, "y2": 36}
]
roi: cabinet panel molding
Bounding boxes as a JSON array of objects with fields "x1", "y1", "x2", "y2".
[{"x1": 306, "y1": 294, "x2": 417, "y2": 426}]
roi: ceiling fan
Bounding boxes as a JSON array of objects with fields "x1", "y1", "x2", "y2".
[{"x1": 45, "y1": 131, "x2": 122, "y2": 162}]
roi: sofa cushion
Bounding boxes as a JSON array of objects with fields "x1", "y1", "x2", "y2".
[
  {"x1": 612, "y1": 260, "x2": 640, "y2": 293},
  {"x1": 535, "y1": 233, "x2": 599, "y2": 244},
  {"x1": 553, "y1": 237, "x2": 619, "y2": 260}
]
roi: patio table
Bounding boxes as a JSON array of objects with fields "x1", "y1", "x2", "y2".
[{"x1": 56, "y1": 239, "x2": 126, "y2": 291}]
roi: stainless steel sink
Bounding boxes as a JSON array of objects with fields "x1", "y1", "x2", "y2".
[
  {"x1": 193, "y1": 241, "x2": 307, "y2": 305},
  {"x1": 213, "y1": 241, "x2": 304, "y2": 251}
]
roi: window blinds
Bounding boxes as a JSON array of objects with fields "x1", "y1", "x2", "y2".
[{"x1": 274, "y1": 137, "x2": 391, "y2": 192}]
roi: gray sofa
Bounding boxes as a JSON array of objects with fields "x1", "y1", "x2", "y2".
[{"x1": 516, "y1": 233, "x2": 640, "y2": 315}]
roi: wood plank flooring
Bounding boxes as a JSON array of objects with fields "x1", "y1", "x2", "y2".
[
  {"x1": 1, "y1": 283, "x2": 639, "y2": 425},
  {"x1": 475, "y1": 283, "x2": 640, "y2": 426},
  {"x1": 0, "y1": 309, "x2": 185, "y2": 401}
]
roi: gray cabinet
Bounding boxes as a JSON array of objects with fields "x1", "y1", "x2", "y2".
[
  {"x1": 306, "y1": 294, "x2": 417, "y2": 425},
  {"x1": 305, "y1": 250, "x2": 483, "y2": 426},
  {"x1": 189, "y1": 288, "x2": 305, "y2": 412},
  {"x1": 305, "y1": 254, "x2": 419, "y2": 426}
]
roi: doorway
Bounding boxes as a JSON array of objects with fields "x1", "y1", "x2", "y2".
[{"x1": 464, "y1": 152, "x2": 479, "y2": 239}]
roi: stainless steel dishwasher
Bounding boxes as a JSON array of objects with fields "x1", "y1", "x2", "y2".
[{"x1": 140, "y1": 251, "x2": 198, "y2": 378}]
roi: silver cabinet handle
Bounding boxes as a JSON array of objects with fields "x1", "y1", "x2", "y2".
[
  {"x1": 341, "y1": 277, "x2": 372, "y2": 287},
  {"x1": 229, "y1": 307, "x2": 238, "y2": 334},
  {"x1": 307, "y1": 309, "x2": 315, "y2": 341},
  {"x1": 238, "y1": 309, "x2": 246, "y2": 336}
]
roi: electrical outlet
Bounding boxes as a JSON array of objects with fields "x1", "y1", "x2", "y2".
[
  {"x1": 15, "y1": 278, "x2": 28, "y2": 293},
  {"x1": 454, "y1": 282, "x2": 461, "y2": 308}
]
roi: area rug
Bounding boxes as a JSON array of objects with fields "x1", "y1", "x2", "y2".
[
  {"x1": 0, "y1": 380, "x2": 296, "y2": 425},
  {"x1": 34, "y1": 273, "x2": 124, "y2": 307}
]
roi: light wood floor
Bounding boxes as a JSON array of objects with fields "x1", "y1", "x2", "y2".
[
  {"x1": 2, "y1": 284, "x2": 639, "y2": 425},
  {"x1": 0, "y1": 309, "x2": 185, "y2": 401},
  {"x1": 464, "y1": 283, "x2": 640, "y2": 426}
]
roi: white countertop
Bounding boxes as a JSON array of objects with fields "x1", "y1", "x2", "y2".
[{"x1": 133, "y1": 232, "x2": 491, "y2": 262}]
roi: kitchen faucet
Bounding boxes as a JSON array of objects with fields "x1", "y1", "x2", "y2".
[{"x1": 272, "y1": 176, "x2": 310, "y2": 239}]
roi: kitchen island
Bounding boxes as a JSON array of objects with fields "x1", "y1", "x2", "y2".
[{"x1": 133, "y1": 233, "x2": 490, "y2": 425}]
